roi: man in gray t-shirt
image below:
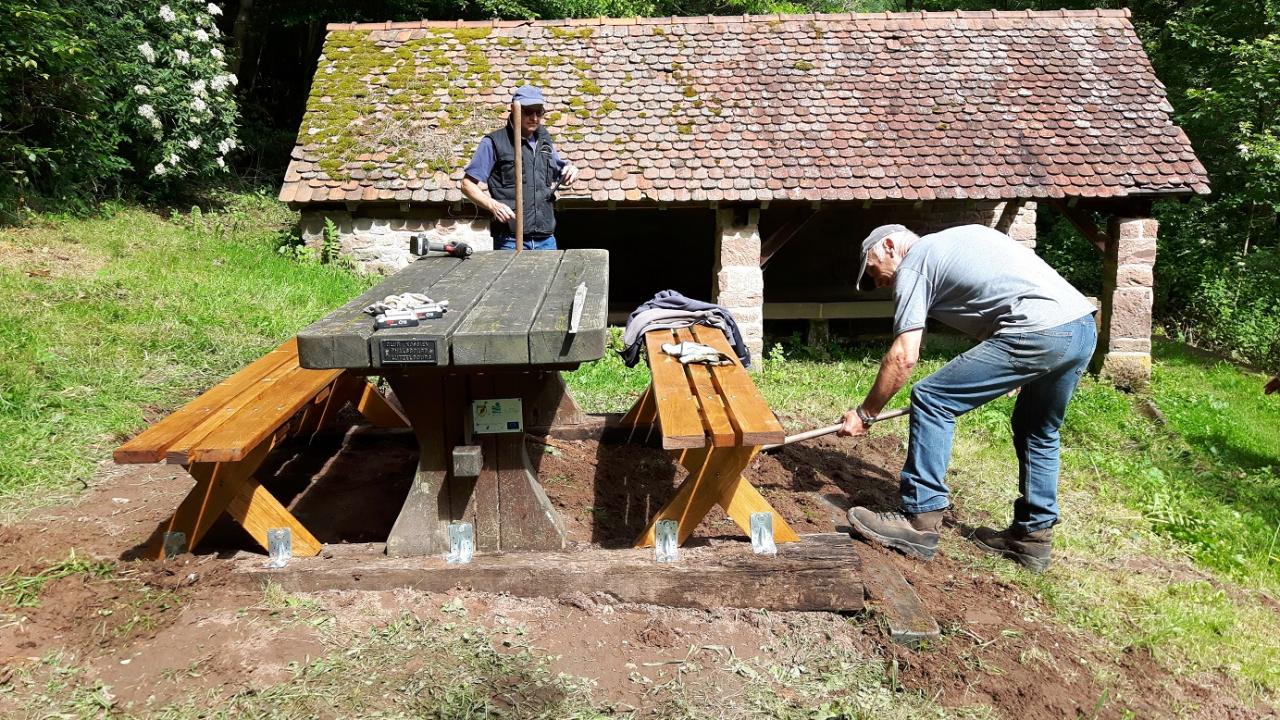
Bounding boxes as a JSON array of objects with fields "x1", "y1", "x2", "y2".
[{"x1": 838, "y1": 224, "x2": 1097, "y2": 572}]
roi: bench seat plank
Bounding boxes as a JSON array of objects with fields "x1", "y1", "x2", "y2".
[
  {"x1": 673, "y1": 327, "x2": 738, "y2": 447},
  {"x1": 643, "y1": 329, "x2": 704, "y2": 449},
  {"x1": 182, "y1": 363, "x2": 346, "y2": 464},
  {"x1": 691, "y1": 325, "x2": 785, "y2": 446},
  {"x1": 113, "y1": 340, "x2": 302, "y2": 464}
]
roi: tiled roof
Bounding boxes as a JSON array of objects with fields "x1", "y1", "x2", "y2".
[{"x1": 279, "y1": 10, "x2": 1210, "y2": 205}]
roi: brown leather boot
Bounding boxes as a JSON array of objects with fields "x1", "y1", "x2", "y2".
[
  {"x1": 846, "y1": 507, "x2": 945, "y2": 560},
  {"x1": 971, "y1": 525, "x2": 1053, "y2": 572}
]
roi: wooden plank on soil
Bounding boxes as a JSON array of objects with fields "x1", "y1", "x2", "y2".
[
  {"x1": 370, "y1": 251, "x2": 518, "y2": 368},
  {"x1": 297, "y1": 257, "x2": 463, "y2": 369},
  {"x1": 114, "y1": 339, "x2": 299, "y2": 464},
  {"x1": 527, "y1": 249, "x2": 609, "y2": 365},
  {"x1": 643, "y1": 329, "x2": 705, "y2": 450},
  {"x1": 452, "y1": 252, "x2": 563, "y2": 366},
  {"x1": 238, "y1": 534, "x2": 865, "y2": 612},
  {"x1": 862, "y1": 558, "x2": 940, "y2": 648}
]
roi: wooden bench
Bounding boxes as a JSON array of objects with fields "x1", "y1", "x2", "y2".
[
  {"x1": 621, "y1": 324, "x2": 800, "y2": 548},
  {"x1": 114, "y1": 338, "x2": 407, "y2": 560}
]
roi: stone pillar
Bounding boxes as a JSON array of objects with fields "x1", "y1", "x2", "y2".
[
  {"x1": 713, "y1": 207, "x2": 764, "y2": 369},
  {"x1": 1097, "y1": 216, "x2": 1157, "y2": 388},
  {"x1": 1007, "y1": 201, "x2": 1038, "y2": 249}
]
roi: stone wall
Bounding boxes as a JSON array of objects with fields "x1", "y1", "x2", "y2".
[
  {"x1": 300, "y1": 207, "x2": 492, "y2": 274},
  {"x1": 1097, "y1": 216, "x2": 1157, "y2": 388}
]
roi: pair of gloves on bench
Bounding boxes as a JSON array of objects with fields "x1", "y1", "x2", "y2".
[{"x1": 661, "y1": 341, "x2": 733, "y2": 366}]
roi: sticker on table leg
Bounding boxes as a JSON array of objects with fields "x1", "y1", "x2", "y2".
[
  {"x1": 264, "y1": 528, "x2": 292, "y2": 569},
  {"x1": 162, "y1": 531, "x2": 187, "y2": 559},
  {"x1": 654, "y1": 519, "x2": 679, "y2": 563},
  {"x1": 750, "y1": 512, "x2": 777, "y2": 556},
  {"x1": 446, "y1": 521, "x2": 474, "y2": 564}
]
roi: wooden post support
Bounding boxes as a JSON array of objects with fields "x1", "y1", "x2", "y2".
[{"x1": 513, "y1": 101, "x2": 523, "y2": 252}]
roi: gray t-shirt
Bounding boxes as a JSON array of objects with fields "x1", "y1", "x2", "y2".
[{"x1": 893, "y1": 225, "x2": 1096, "y2": 340}]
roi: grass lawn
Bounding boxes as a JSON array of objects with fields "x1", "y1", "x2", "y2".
[{"x1": 2, "y1": 200, "x2": 1278, "y2": 710}]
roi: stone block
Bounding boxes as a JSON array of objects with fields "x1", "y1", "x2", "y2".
[
  {"x1": 1009, "y1": 222, "x2": 1037, "y2": 242},
  {"x1": 1100, "y1": 352, "x2": 1151, "y2": 390},
  {"x1": 1116, "y1": 235, "x2": 1156, "y2": 266},
  {"x1": 1116, "y1": 264, "x2": 1154, "y2": 288},
  {"x1": 717, "y1": 265, "x2": 764, "y2": 294},
  {"x1": 1109, "y1": 337, "x2": 1152, "y2": 353},
  {"x1": 1105, "y1": 287, "x2": 1152, "y2": 347}
]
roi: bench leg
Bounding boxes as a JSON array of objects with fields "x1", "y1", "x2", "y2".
[
  {"x1": 141, "y1": 437, "x2": 321, "y2": 560},
  {"x1": 225, "y1": 477, "x2": 322, "y2": 557},
  {"x1": 355, "y1": 378, "x2": 410, "y2": 428},
  {"x1": 634, "y1": 446, "x2": 799, "y2": 548},
  {"x1": 619, "y1": 385, "x2": 659, "y2": 444}
]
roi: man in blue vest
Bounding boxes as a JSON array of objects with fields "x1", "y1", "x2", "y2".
[{"x1": 460, "y1": 85, "x2": 579, "y2": 250}]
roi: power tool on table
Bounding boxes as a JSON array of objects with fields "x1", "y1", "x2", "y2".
[{"x1": 409, "y1": 233, "x2": 473, "y2": 258}]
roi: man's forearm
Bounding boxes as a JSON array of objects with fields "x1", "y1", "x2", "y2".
[
  {"x1": 460, "y1": 177, "x2": 492, "y2": 212},
  {"x1": 861, "y1": 331, "x2": 921, "y2": 415},
  {"x1": 862, "y1": 356, "x2": 913, "y2": 415}
]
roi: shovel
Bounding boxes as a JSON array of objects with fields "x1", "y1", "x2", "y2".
[{"x1": 763, "y1": 406, "x2": 911, "y2": 452}]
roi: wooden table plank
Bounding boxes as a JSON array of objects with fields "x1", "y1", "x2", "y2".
[
  {"x1": 114, "y1": 340, "x2": 301, "y2": 464},
  {"x1": 528, "y1": 249, "x2": 609, "y2": 365},
  {"x1": 297, "y1": 258, "x2": 463, "y2": 369},
  {"x1": 370, "y1": 251, "x2": 517, "y2": 368},
  {"x1": 644, "y1": 329, "x2": 705, "y2": 449},
  {"x1": 674, "y1": 327, "x2": 738, "y2": 447},
  {"x1": 691, "y1": 325, "x2": 785, "y2": 446},
  {"x1": 451, "y1": 252, "x2": 563, "y2": 366}
]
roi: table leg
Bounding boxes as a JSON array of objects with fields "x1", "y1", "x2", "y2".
[
  {"x1": 385, "y1": 370, "x2": 455, "y2": 557},
  {"x1": 385, "y1": 368, "x2": 569, "y2": 556}
]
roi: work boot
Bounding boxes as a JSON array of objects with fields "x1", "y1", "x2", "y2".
[
  {"x1": 846, "y1": 507, "x2": 945, "y2": 560},
  {"x1": 971, "y1": 525, "x2": 1053, "y2": 573}
]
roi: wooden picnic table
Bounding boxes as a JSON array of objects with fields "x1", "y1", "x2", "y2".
[{"x1": 296, "y1": 249, "x2": 609, "y2": 556}]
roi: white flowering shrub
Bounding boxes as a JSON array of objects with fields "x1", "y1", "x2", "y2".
[{"x1": 123, "y1": 1, "x2": 238, "y2": 184}]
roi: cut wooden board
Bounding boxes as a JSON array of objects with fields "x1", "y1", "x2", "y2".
[
  {"x1": 863, "y1": 559, "x2": 940, "y2": 648},
  {"x1": 451, "y1": 252, "x2": 563, "y2": 365},
  {"x1": 643, "y1": 329, "x2": 704, "y2": 450},
  {"x1": 238, "y1": 534, "x2": 866, "y2": 613},
  {"x1": 528, "y1": 249, "x2": 609, "y2": 364},
  {"x1": 184, "y1": 365, "x2": 345, "y2": 464},
  {"x1": 297, "y1": 258, "x2": 462, "y2": 369}
]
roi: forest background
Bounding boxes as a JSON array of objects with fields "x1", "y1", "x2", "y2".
[{"x1": 1, "y1": 0, "x2": 1277, "y2": 369}]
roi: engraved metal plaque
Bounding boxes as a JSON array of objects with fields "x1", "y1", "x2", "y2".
[{"x1": 380, "y1": 338, "x2": 438, "y2": 365}]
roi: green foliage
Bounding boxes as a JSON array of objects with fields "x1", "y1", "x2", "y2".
[
  {"x1": 119, "y1": 0, "x2": 240, "y2": 185},
  {"x1": 0, "y1": 0, "x2": 127, "y2": 219},
  {"x1": 0, "y1": 0, "x2": 240, "y2": 220}
]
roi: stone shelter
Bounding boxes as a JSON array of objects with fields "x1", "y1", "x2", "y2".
[{"x1": 279, "y1": 9, "x2": 1209, "y2": 381}]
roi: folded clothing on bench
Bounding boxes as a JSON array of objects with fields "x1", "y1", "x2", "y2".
[{"x1": 620, "y1": 290, "x2": 750, "y2": 368}]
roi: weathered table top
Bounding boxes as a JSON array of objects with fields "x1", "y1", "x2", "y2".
[{"x1": 297, "y1": 249, "x2": 609, "y2": 370}]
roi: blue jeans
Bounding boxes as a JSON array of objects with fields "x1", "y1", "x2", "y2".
[
  {"x1": 900, "y1": 314, "x2": 1097, "y2": 531},
  {"x1": 495, "y1": 235, "x2": 557, "y2": 250}
]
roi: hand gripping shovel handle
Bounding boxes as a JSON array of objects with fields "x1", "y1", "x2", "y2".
[{"x1": 762, "y1": 406, "x2": 910, "y2": 451}]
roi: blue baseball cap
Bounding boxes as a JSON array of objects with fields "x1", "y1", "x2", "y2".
[{"x1": 512, "y1": 85, "x2": 545, "y2": 106}]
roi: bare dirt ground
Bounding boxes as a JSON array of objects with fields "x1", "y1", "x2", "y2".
[{"x1": 0, "y1": 421, "x2": 1273, "y2": 718}]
